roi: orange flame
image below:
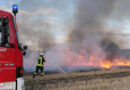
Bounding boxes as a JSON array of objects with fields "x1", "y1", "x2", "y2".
[
  {"x1": 100, "y1": 60, "x2": 113, "y2": 69},
  {"x1": 45, "y1": 51, "x2": 130, "y2": 69},
  {"x1": 65, "y1": 55, "x2": 130, "y2": 69}
]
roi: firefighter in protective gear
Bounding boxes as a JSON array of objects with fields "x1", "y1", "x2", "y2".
[{"x1": 33, "y1": 53, "x2": 46, "y2": 78}]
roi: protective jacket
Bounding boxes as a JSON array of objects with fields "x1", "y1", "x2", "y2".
[{"x1": 36, "y1": 56, "x2": 45, "y2": 67}]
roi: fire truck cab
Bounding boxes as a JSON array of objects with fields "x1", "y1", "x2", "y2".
[{"x1": 0, "y1": 5, "x2": 26, "y2": 90}]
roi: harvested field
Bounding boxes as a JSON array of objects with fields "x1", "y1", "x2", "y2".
[{"x1": 24, "y1": 69, "x2": 130, "y2": 90}]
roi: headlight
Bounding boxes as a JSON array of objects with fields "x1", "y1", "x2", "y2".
[{"x1": 0, "y1": 82, "x2": 16, "y2": 90}]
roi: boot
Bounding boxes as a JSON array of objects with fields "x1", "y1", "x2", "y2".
[
  {"x1": 33, "y1": 74, "x2": 36, "y2": 78},
  {"x1": 41, "y1": 72, "x2": 44, "y2": 77}
]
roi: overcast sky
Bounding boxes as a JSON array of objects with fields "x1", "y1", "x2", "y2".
[
  {"x1": 0, "y1": 0, "x2": 76, "y2": 44},
  {"x1": 0, "y1": 0, "x2": 130, "y2": 49}
]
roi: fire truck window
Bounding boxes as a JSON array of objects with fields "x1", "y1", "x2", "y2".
[{"x1": 0, "y1": 17, "x2": 10, "y2": 48}]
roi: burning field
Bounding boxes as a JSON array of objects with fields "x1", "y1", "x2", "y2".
[
  {"x1": 22, "y1": 0, "x2": 130, "y2": 73},
  {"x1": 20, "y1": 0, "x2": 130, "y2": 89}
]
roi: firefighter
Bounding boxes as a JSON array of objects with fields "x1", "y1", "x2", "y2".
[{"x1": 33, "y1": 53, "x2": 46, "y2": 78}]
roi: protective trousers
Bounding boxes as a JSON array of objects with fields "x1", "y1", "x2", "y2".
[{"x1": 33, "y1": 66, "x2": 44, "y2": 78}]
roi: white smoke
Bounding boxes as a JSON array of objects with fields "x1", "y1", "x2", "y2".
[{"x1": 23, "y1": 0, "x2": 130, "y2": 72}]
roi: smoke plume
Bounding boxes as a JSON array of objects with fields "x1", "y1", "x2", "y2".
[
  {"x1": 18, "y1": 14, "x2": 56, "y2": 51},
  {"x1": 17, "y1": 0, "x2": 59, "y2": 51},
  {"x1": 21, "y1": 0, "x2": 130, "y2": 72},
  {"x1": 68, "y1": 0, "x2": 117, "y2": 60}
]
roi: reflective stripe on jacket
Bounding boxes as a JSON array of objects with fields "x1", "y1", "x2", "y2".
[{"x1": 36, "y1": 56, "x2": 43, "y2": 67}]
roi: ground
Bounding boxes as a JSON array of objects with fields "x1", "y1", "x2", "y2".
[{"x1": 24, "y1": 69, "x2": 130, "y2": 90}]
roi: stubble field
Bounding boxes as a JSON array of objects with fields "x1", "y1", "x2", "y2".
[{"x1": 24, "y1": 69, "x2": 130, "y2": 90}]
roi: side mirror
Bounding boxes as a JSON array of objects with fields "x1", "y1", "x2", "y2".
[
  {"x1": 23, "y1": 45, "x2": 28, "y2": 50},
  {"x1": 23, "y1": 51, "x2": 26, "y2": 56},
  {"x1": 23, "y1": 45, "x2": 28, "y2": 56}
]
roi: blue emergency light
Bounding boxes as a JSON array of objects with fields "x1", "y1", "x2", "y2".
[
  {"x1": 13, "y1": 4, "x2": 18, "y2": 11},
  {"x1": 12, "y1": 4, "x2": 18, "y2": 16}
]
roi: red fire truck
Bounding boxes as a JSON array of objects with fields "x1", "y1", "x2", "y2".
[{"x1": 0, "y1": 5, "x2": 27, "y2": 90}]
